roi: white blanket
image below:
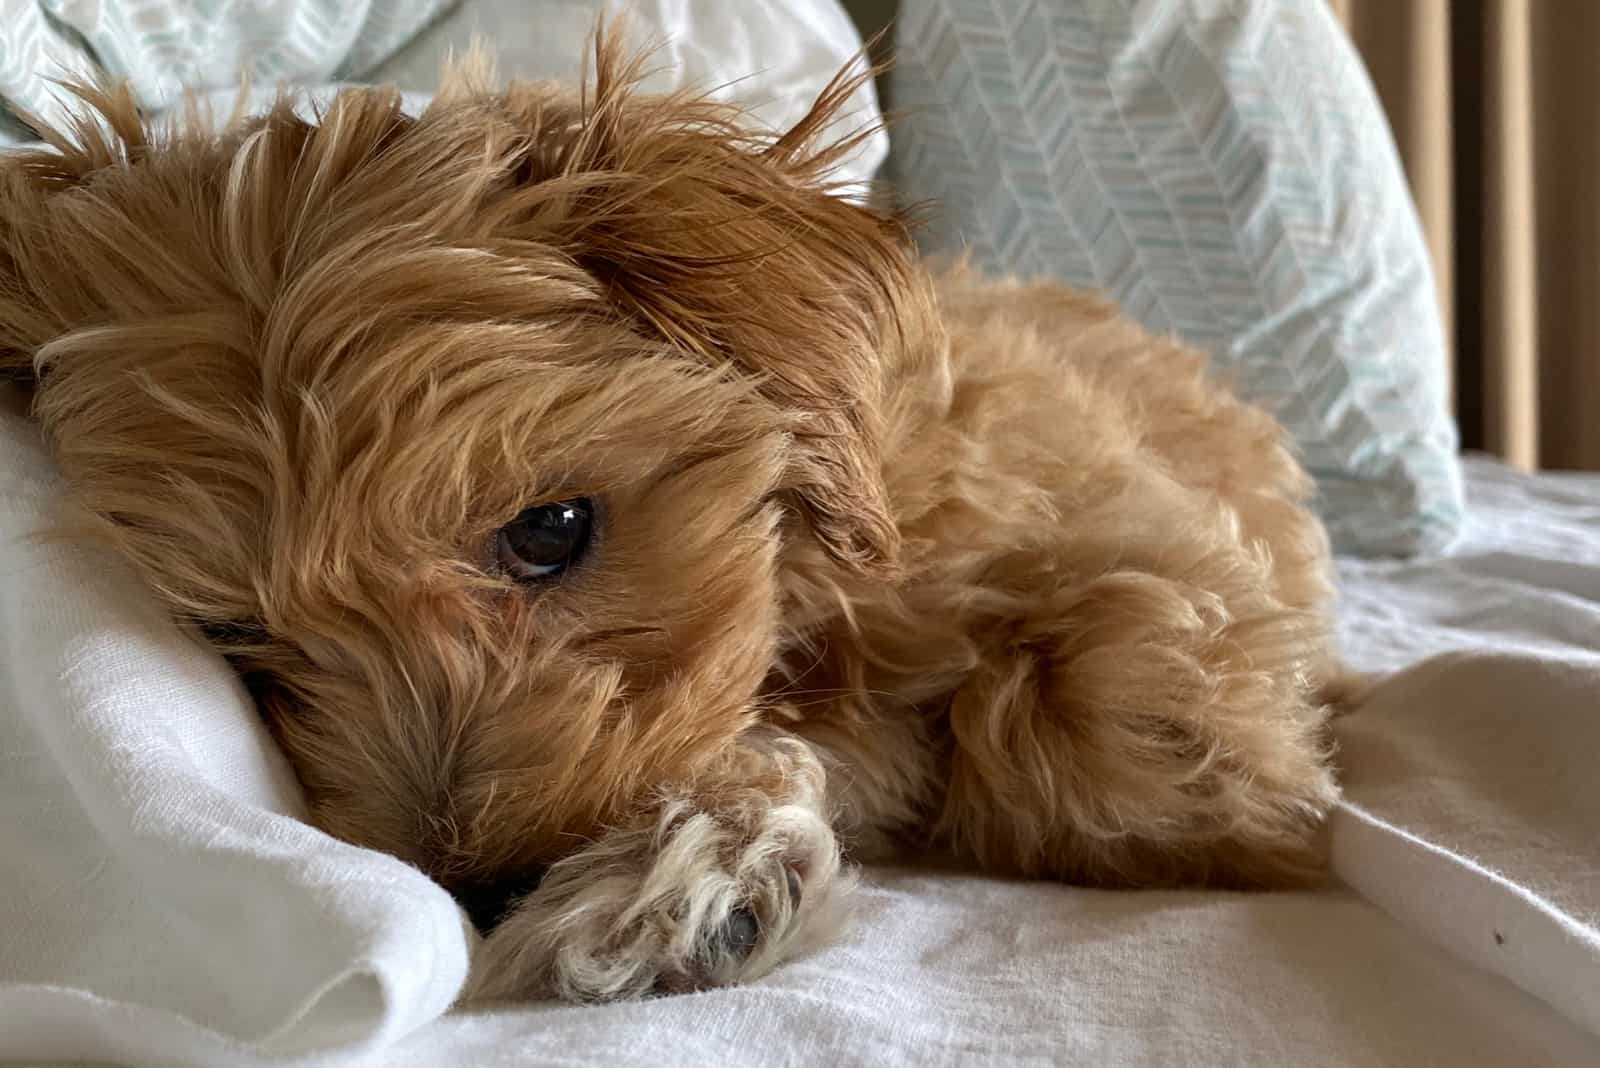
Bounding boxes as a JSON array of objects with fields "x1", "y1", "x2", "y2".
[
  {"x1": 5, "y1": 379, "x2": 1600, "y2": 1067},
  {"x1": 0, "y1": 389, "x2": 470, "y2": 1067}
]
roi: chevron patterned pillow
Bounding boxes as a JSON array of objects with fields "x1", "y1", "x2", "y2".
[
  {"x1": 0, "y1": 0, "x2": 453, "y2": 143},
  {"x1": 889, "y1": 0, "x2": 1463, "y2": 557}
]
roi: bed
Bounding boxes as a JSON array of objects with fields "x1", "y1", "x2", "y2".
[{"x1": 1, "y1": 2, "x2": 1597, "y2": 1066}]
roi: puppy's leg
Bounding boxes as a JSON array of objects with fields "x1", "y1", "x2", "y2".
[
  {"x1": 467, "y1": 734, "x2": 845, "y2": 1002},
  {"x1": 938, "y1": 480, "x2": 1340, "y2": 889}
]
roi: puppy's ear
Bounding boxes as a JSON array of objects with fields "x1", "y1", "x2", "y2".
[{"x1": 506, "y1": 30, "x2": 929, "y2": 574}]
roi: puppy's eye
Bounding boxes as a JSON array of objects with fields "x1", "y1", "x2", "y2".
[{"x1": 495, "y1": 498, "x2": 593, "y2": 582}]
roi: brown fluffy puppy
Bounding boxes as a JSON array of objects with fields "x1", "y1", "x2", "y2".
[{"x1": 0, "y1": 35, "x2": 1342, "y2": 1001}]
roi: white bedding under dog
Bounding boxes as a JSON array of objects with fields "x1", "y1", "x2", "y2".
[
  {"x1": 6, "y1": 3, "x2": 1595, "y2": 1066},
  {"x1": 4, "y1": 380, "x2": 1600, "y2": 1067}
]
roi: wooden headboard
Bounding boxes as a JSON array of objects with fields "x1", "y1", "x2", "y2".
[
  {"x1": 843, "y1": 0, "x2": 897, "y2": 37},
  {"x1": 843, "y1": 0, "x2": 898, "y2": 106}
]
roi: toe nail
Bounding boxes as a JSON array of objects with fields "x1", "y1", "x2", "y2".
[{"x1": 785, "y1": 866, "x2": 803, "y2": 906}]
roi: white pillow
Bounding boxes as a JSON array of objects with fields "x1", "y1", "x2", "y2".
[
  {"x1": 1, "y1": 0, "x2": 887, "y2": 192},
  {"x1": 371, "y1": 0, "x2": 887, "y2": 191},
  {"x1": 198, "y1": 3, "x2": 888, "y2": 196}
]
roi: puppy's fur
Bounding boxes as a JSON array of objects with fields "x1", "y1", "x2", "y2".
[{"x1": 0, "y1": 36, "x2": 1342, "y2": 1001}]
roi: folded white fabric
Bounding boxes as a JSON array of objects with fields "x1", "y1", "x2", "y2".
[
  {"x1": 0, "y1": 388, "x2": 471, "y2": 1068},
  {"x1": 1330, "y1": 456, "x2": 1600, "y2": 1044},
  {"x1": 1333, "y1": 652, "x2": 1600, "y2": 1041}
]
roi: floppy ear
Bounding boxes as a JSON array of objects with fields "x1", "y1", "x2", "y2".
[{"x1": 494, "y1": 31, "x2": 929, "y2": 575}]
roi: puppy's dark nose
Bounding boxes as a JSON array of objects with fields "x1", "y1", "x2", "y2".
[{"x1": 454, "y1": 869, "x2": 546, "y2": 934}]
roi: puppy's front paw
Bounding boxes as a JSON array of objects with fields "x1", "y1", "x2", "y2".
[{"x1": 467, "y1": 758, "x2": 846, "y2": 1001}]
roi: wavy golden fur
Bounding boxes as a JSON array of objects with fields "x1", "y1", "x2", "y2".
[{"x1": 0, "y1": 30, "x2": 1344, "y2": 1001}]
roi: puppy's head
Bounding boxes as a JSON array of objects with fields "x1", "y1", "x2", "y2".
[{"x1": 0, "y1": 36, "x2": 926, "y2": 914}]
